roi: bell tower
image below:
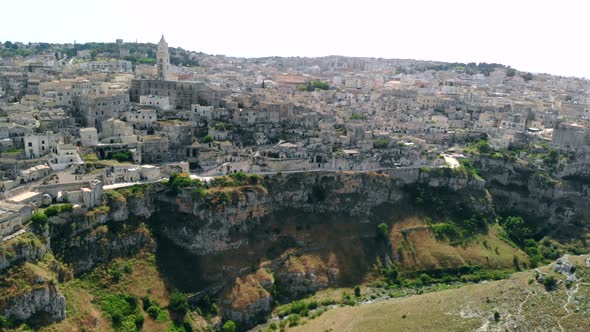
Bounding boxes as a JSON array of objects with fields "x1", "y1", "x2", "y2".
[{"x1": 156, "y1": 34, "x2": 170, "y2": 80}]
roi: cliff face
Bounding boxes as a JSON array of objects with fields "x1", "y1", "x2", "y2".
[
  {"x1": 154, "y1": 170, "x2": 489, "y2": 258},
  {"x1": 140, "y1": 170, "x2": 491, "y2": 326},
  {"x1": 0, "y1": 233, "x2": 47, "y2": 273},
  {"x1": 47, "y1": 191, "x2": 157, "y2": 275},
  {"x1": 20, "y1": 165, "x2": 587, "y2": 329},
  {"x1": 476, "y1": 156, "x2": 590, "y2": 231},
  {"x1": 0, "y1": 253, "x2": 69, "y2": 326},
  {"x1": 63, "y1": 224, "x2": 155, "y2": 274},
  {"x1": 2, "y1": 284, "x2": 66, "y2": 324}
]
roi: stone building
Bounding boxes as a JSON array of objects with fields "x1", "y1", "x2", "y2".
[
  {"x1": 100, "y1": 119, "x2": 136, "y2": 144},
  {"x1": 0, "y1": 202, "x2": 31, "y2": 239},
  {"x1": 74, "y1": 93, "x2": 130, "y2": 129},
  {"x1": 552, "y1": 123, "x2": 590, "y2": 150},
  {"x1": 137, "y1": 135, "x2": 169, "y2": 164},
  {"x1": 24, "y1": 132, "x2": 63, "y2": 159},
  {"x1": 140, "y1": 95, "x2": 171, "y2": 110},
  {"x1": 125, "y1": 109, "x2": 157, "y2": 130},
  {"x1": 79, "y1": 127, "x2": 99, "y2": 146},
  {"x1": 130, "y1": 79, "x2": 210, "y2": 110}
]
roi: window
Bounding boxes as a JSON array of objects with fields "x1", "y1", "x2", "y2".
[{"x1": 28, "y1": 142, "x2": 32, "y2": 147}]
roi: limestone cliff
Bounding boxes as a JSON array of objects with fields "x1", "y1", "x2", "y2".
[
  {"x1": 59, "y1": 224, "x2": 155, "y2": 275},
  {"x1": 0, "y1": 257, "x2": 67, "y2": 326},
  {"x1": 0, "y1": 233, "x2": 47, "y2": 273},
  {"x1": 1, "y1": 284, "x2": 66, "y2": 324},
  {"x1": 476, "y1": 156, "x2": 590, "y2": 232},
  {"x1": 153, "y1": 169, "x2": 489, "y2": 258}
]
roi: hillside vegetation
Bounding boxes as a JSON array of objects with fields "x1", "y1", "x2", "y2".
[{"x1": 286, "y1": 255, "x2": 590, "y2": 332}]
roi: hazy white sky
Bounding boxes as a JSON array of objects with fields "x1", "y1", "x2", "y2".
[{"x1": 1, "y1": 0, "x2": 589, "y2": 78}]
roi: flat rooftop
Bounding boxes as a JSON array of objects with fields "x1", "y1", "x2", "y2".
[{"x1": 8, "y1": 191, "x2": 42, "y2": 203}]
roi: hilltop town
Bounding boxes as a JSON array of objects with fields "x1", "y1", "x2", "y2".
[
  {"x1": 1, "y1": 36, "x2": 590, "y2": 331},
  {"x1": 0, "y1": 36, "x2": 589, "y2": 240}
]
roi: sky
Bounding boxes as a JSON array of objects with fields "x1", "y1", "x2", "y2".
[{"x1": 1, "y1": 0, "x2": 589, "y2": 78}]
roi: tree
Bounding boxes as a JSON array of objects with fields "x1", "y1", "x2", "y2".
[
  {"x1": 222, "y1": 320, "x2": 237, "y2": 332},
  {"x1": 476, "y1": 140, "x2": 493, "y2": 154},
  {"x1": 494, "y1": 311, "x2": 500, "y2": 322},
  {"x1": 3, "y1": 41, "x2": 12, "y2": 49},
  {"x1": 377, "y1": 223, "x2": 389, "y2": 240},
  {"x1": 521, "y1": 72, "x2": 534, "y2": 82},
  {"x1": 31, "y1": 211, "x2": 48, "y2": 226},
  {"x1": 201, "y1": 135, "x2": 213, "y2": 143},
  {"x1": 168, "y1": 292, "x2": 189, "y2": 318},
  {"x1": 354, "y1": 286, "x2": 361, "y2": 297},
  {"x1": 374, "y1": 138, "x2": 389, "y2": 149},
  {"x1": 506, "y1": 67, "x2": 516, "y2": 77},
  {"x1": 502, "y1": 216, "x2": 531, "y2": 245},
  {"x1": 543, "y1": 149, "x2": 559, "y2": 168},
  {"x1": 383, "y1": 265, "x2": 401, "y2": 285},
  {"x1": 543, "y1": 275, "x2": 557, "y2": 291}
]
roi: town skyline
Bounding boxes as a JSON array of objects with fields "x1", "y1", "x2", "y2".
[{"x1": 1, "y1": 0, "x2": 588, "y2": 79}]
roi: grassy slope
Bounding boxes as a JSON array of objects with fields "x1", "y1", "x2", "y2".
[
  {"x1": 38, "y1": 252, "x2": 207, "y2": 332},
  {"x1": 390, "y1": 218, "x2": 529, "y2": 272},
  {"x1": 287, "y1": 255, "x2": 590, "y2": 332}
]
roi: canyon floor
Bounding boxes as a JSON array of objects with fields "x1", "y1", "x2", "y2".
[{"x1": 268, "y1": 255, "x2": 590, "y2": 332}]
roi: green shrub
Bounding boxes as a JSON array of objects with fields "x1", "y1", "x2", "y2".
[
  {"x1": 111, "y1": 151, "x2": 133, "y2": 163},
  {"x1": 287, "y1": 314, "x2": 301, "y2": 327},
  {"x1": 373, "y1": 138, "x2": 389, "y2": 149},
  {"x1": 210, "y1": 303, "x2": 219, "y2": 315},
  {"x1": 134, "y1": 315, "x2": 144, "y2": 329},
  {"x1": 377, "y1": 223, "x2": 389, "y2": 240},
  {"x1": 278, "y1": 300, "x2": 310, "y2": 317},
  {"x1": 147, "y1": 305, "x2": 161, "y2": 320},
  {"x1": 383, "y1": 265, "x2": 401, "y2": 285},
  {"x1": 31, "y1": 211, "x2": 48, "y2": 225},
  {"x1": 201, "y1": 135, "x2": 214, "y2": 143},
  {"x1": 222, "y1": 320, "x2": 237, "y2": 332},
  {"x1": 431, "y1": 222, "x2": 460, "y2": 240},
  {"x1": 341, "y1": 292, "x2": 357, "y2": 306},
  {"x1": 354, "y1": 286, "x2": 361, "y2": 297},
  {"x1": 60, "y1": 203, "x2": 74, "y2": 212},
  {"x1": 476, "y1": 140, "x2": 492, "y2": 154},
  {"x1": 142, "y1": 296, "x2": 152, "y2": 310},
  {"x1": 419, "y1": 273, "x2": 435, "y2": 285},
  {"x1": 513, "y1": 255, "x2": 521, "y2": 271},
  {"x1": 543, "y1": 275, "x2": 557, "y2": 291},
  {"x1": 44, "y1": 205, "x2": 60, "y2": 217},
  {"x1": 31, "y1": 211, "x2": 48, "y2": 232},
  {"x1": 229, "y1": 171, "x2": 248, "y2": 184},
  {"x1": 99, "y1": 293, "x2": 142, "y2": 330},
  {"x1": 169, "y1": 292, "x2": 189, "y2": 317}
]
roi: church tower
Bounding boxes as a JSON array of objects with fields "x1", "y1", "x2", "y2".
[{"x1": 156, "y1": 35, "x2": 170, "y2": 80}]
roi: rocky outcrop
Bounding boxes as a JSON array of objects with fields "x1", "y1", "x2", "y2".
[
  {"x1": 0, "y1": 233, "x2": 47, "y2": 273},
  {"x1": 63, "y1": 225, "x2": 155, "y2": 274},
  {"x1": 476, "y1": 156, "x2": 590, "y2": 228},
  {"x1": 221, "y1": 269, "x2": 275, "y2": 326},
  {"x1": 2, "y1": 284, "x2": 66, "y2": 323},
  {"x1": 108, "y1": 191, "x2": 156, "y2": 222}
]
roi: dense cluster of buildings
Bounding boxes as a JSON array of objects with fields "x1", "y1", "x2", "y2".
[{"x1": 0, "y1": 36, "x2": 589, "y2": 239}]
